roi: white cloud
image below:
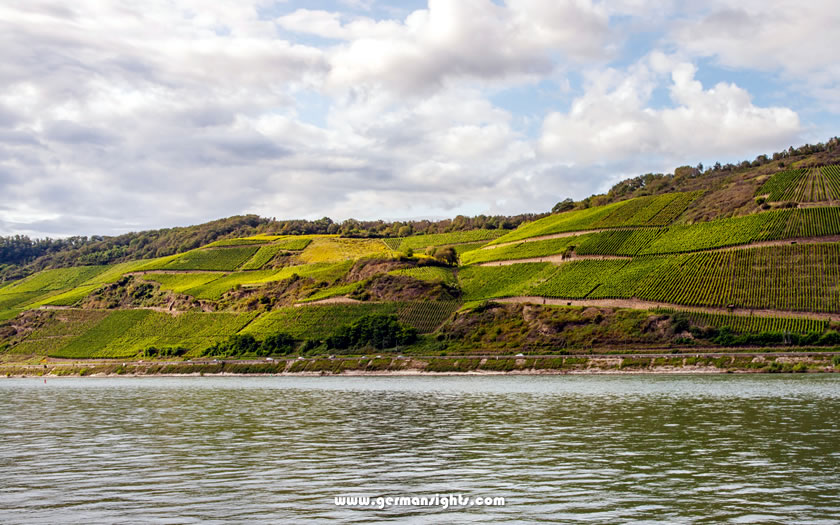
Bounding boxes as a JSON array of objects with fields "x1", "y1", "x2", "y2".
[
  {"x1": 279, "y1": 0, "x2": 612, "y2": 95},
  {"x1": 670, "y1": 1, "x2": 840, "y2": 109},
  {"x1": 0, "y1": 0, "x2": 824, "y2": 238},
  {"x1": 539, "y1": 54, "x2": 801, "y2": 165}
]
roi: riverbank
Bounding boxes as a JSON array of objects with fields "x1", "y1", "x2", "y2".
[{"x1": 3, "y1": 352, "x2": 838, "y2": 377}]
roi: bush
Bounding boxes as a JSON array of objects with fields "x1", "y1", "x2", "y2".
[
  {"x1": 203, "y1": 332, "x2": 297, "y2": 357},
  {"x1": 142, "y1": 346, "x2": 188, "y2": 358},
  {"x1": 326, "y1": 314, "x2": 417, "y2": 350}
]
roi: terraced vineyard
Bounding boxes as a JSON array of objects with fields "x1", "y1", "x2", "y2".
[
  {"x1": 242, "y1": 304, "x2": 399, "y2": 339},
  {"x1": 634, "y1": 244, "x2": 840, "y2": 313},
  {"x1": 141, "y1": 273, "x2": 223, "y2": 294},
  {"x1": 160, "y1": 246, "x2": 260, "y2": 271},
  {"x1": 488, "y1": 191, "x2": 702, "y2": 245},
  {"x1": 669, "y1": 310, "x2": 829, "y2": 334},
  {"x1": 461, "y1": 236, "x2": 583, "y2": 265},
  {"x1": 29, "y1": 285, "x2": 101, "y2": 307},
  {"x1": 458, "y1": 242, "x2": 840, "y2": 316},
  {"x1": 389, "y1": 266, "x2": 456, "y2": 284},
  {"x1": 823, "y1": 165, "x2": 840, "y2": 198},
  {"x1": 298, "y1": 238, "x2": 390, "y2": 263},
  {"x1": 394, "y1": 229, "x2": 507, "y2": 252},
  {"x1": 396, "y1": 301, "x2": 460, "y2": 332},
  {"x1": 458, "y1": 263, "x2": 556, "y2": 301},
  {"x1": 240, "y1": 245, "x2": 286, "y2": 270},
  {"x1": 529, "y1": 260, "x2": 628, "y2": 298},
  {"x1": 8, "y1": 310, "x2": 111, "y2": 355},
  {"x1": 588, "y1": 258, "x2": 667, "y2": 299},
  {"x1": 51, "y1": 310, "x2": 258, "y2": 358},
  {"x1": 639, "y1": 207, "x2": 840, "y2": 255},
  {"x1": 301, "y1": 282, "x2": 363, "y2": 302},
  {"x1": 0, "y1": 266, "x2": 108, "y2": 296},
  {"x1": 756, "y1": 166, "x2": 840, "y2": 202},
  {"x1": 576, "y1": 229, "x2": 661, "y2": 256},
  {"x1": 171, "y1": 270, "x2": 282, "y2": 300}
]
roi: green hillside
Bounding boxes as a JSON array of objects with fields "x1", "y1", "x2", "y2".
[{"x1": 4, "y1": 144, "x2": 840, "y2": 364}]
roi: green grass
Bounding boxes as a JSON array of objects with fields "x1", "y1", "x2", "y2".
[
  {"x1": 461, "y1": 236, "x2": 584, "y2": 265},
  {"x1": 388, "y1": 266, "x2": 456, "y2": 284},
  {"x1": 458, "y1": 263, "x2": 556, "y2": 301}
]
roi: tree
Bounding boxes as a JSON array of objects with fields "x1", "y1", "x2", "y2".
[
  {"x1": 426, "y1": 246, "x2": 457, "y2": 265},
  {"x1": 551, "y1": 198, "x2": 575, "y2": 214}
]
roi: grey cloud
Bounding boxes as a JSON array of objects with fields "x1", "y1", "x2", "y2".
[{"x1": 44, "y1": 120, "x2": 117, "y2": 146}]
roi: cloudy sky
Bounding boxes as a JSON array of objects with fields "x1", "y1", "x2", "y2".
[{"x1": 1, "y1": 1, "x2": 837, "y2": 237}]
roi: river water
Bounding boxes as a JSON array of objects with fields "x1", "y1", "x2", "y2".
[{"x1": 1, "y1": 375, "x2": 838, "y2": 524}]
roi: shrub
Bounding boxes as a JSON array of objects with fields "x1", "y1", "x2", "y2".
[
  {"x1": 326, "y1": 314, "x2": 417, "y2": 350},
  {"x1": 203, "y1": 332, "x2": 297, "y2": 357}
]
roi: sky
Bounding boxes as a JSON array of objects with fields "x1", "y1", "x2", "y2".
[{"x1": 1, "y1": 0, "x2": 838, "y2": 237}]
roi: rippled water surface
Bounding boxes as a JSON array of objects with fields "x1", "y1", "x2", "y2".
[{"x1": 1, "y1": 375, "x2": 839, "y2": 524}]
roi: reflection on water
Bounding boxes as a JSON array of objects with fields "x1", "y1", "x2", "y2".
[{"x1": 1, "y1": 375, "x2": 839, "y2": 523}]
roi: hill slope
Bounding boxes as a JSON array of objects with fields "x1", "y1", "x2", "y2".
[{"x1": 4, "y1": 142, "x2": 840, "y2": 364}]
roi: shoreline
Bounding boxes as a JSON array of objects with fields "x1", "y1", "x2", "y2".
[{"x1": 3, "y1": 363, "x2": 837, "y2": 378}]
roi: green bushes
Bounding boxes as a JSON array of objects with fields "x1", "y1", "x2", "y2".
[
  {"x1": 325, "y1": 314, "x2": 417, "y2": 350},
  {"x1": 203, "y1": 332, "x2": 296, "y2": 357},
  {"x1": 142, "y1": 346, "x2": 188, "y2": 358}
]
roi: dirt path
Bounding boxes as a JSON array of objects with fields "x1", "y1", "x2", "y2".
[
  {"x1": 699, "y1": 235, "x2": 840, "y2": 253},
  {"x1": 483, "y1": 229, "x2": 840, "y2": 254},
  {"x1": 474, "y1": 234, "x2": 840, "y2": 266},
  {"x1": 294, "y1": 297, "x2": 361, "y2": 307},
  {"x1": 477, "y1": 254, "x2": 630, "y2": 266},
  {"x1": 39, "y1": 305, "x2": 183, "y2": 315},
  {"x1": 495, "y1": 296, "x2": 840, "y2": 322},
  {"x1": 128, "y1": 270, "x2": 229, "y2": 275},
  {"x1": 482, "y1": 230, "x2": 613, "y2": 250}
]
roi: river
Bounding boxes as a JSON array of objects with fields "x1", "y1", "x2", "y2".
[{"x1": 1, "y1": 375, "x2": 838, "y2": 523}]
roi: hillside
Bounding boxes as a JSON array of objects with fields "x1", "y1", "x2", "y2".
[{"x1": 3, "y1": 142, "x2": 840, "y2": 372}]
